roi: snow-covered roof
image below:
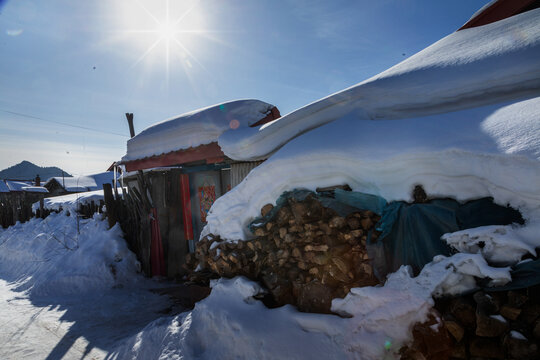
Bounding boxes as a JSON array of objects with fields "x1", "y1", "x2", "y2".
[
  {"x1": 32, "y1": 188, "x2": 123, "y2": 212},
  {"x1": 204, "y1": 96, "x2": 540, "y2": 242},
  {"x1": 0, "y1": 180, "x2": 10, "y2": 193},
  {"x1": 466, "y1": 0, "x2": 498, "y2": 24},
  {"x1": 121, "y1": 99, "x2": 275, "y2": 163},
  {"x1": 46, "y1": 172, "x2": 116, "y2": 192},
  {"x1": 20, "y1": 186, "x2": 49, "y2": 193},
  {"x1": 219, "y1": 8, "x2": 540, "y2": 161},
  {"x1": 6, "y1": 180, "x2": 32, "y2": 192},
  {"x1": 3, "y1": 180, "x2": 49, "y2": 193}
]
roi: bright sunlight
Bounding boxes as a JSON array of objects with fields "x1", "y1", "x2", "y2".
[{"x1": 111, "y1": 0, "x2": 207, "y2": 76}]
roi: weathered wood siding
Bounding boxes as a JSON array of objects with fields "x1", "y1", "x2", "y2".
[
  {"x1": 230, "y1": 161, "x2": 263, "y2": 188},
  {"x1": 123, "y1": 170, "x2": 189, "y2": 277}
]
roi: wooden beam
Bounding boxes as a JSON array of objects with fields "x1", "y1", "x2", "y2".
[
  {"x1": 125, "y1": 113, "x2": 135, "y2": 137},
  {"x1": 103, "y1": 183, "x2": 117, "y2": 229}
]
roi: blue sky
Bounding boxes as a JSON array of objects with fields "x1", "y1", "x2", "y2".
[{"x1": 0, "y1": 0, "x2": 489, "y2": 175}]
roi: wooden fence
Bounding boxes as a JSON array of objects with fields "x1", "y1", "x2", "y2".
[{"x1": 0, "y1": 192, "x2": 46, "y2": 228}]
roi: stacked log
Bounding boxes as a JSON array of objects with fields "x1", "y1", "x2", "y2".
[
  {"x1": 400, "y1": 287, "x2": 540, "y2": 360},
  {"x1": 186, "y1": 194, "x2": 381, "y2": 313}
]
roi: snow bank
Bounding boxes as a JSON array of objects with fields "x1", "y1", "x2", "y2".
[
  {"x1": 0, "y1": 211, "x2": 140, "y2": 296},
  {"x1": 203, "y1": 97, "x2": 540, "y2": 243},
  {"x1": 113, "y1": 252, "x2": 509, "y2": 360},
  {"x1": 219, "y1": 9, "x2": 540, "y2": 161},
  {"x1": 122, "y1": 99, "x2": 275, "y2": 162}
]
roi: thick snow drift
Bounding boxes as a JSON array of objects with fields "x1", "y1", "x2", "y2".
[
  {"x1": 122, "y1": 99, "x2": 275, "y2": 162},
  {"x1": 113, "y1": 252, "x2": 510, "y2": 360},
  {"x1": 0, "y1": 212, "x2": 140, "y2": 296},
  {"x1": 0, "y1": 211, "x2": 172, "y2": 360},
  {"x1": 219, "y1": 9, "x2": 540, "y2": 161},
  {"x1": 204, "y1": 97, "x2": 540, "y2": 243}
]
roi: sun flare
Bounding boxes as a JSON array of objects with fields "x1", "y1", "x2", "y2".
[
  {"x1": 113, "y1": 0, "x2": 207, "y2": 79},
  {"x1": 158, "y1": 21, "x2": 176, "y2": 41}
]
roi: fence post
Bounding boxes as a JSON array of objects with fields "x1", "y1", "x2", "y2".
[{"x1": 103, "y1": 183, "x2": 117, "y2": 229}]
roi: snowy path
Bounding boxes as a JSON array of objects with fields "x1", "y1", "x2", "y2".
[{"x1": 0, "y1": 278, "x2": 172, "y2": 360}]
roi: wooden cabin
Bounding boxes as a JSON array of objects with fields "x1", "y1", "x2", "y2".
[
  {"x1": 44, "y1": 172, "x2": 117, "y2": 196},
  {"x1": 118, "y1": 100, "x2": 280, "y2": 277},
  {"x1": 0, "y1": 179, "x2": 48, "y2": 228}
]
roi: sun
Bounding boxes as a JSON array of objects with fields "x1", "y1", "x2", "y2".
[
  {"x1": 112, "y1": 0, "x2": 207, "y2": 77},
  {"x1": 158, "y1": 20, "x2": 176, "y2": 41}
]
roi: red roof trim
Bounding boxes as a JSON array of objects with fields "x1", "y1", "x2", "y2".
[
  {"x1": 459, "y1": 0, "x2": 538, "y2": 30},
  {"x1": 249, "y1": 106, "x2": 281, "y2": 127},
  {"x1": 122, "y1": 105, "x2": 281, "y2": 171},
  {"x1": 122, "y1": 142, "x2": 225, "y2": 172}
]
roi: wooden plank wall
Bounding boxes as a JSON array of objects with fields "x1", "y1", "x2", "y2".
[{"x1": 120, "y1": 170, "x2": 188, "y2": 278}]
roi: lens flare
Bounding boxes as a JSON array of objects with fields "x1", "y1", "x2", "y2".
[{"x1": 6, "y1": 29, "x2": 23, "y2": 36}]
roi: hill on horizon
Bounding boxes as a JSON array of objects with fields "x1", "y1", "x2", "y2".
[{"x1": 0, "y1": 161, "x2": 72, "y2": 181}]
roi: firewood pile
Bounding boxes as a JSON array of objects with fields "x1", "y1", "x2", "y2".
[
  {"x1": 401, "y1": 288, "x2": 540, "y2": 360},
  {"x1": 186, "y1": 194, "x2": 381, "y2": 313}
]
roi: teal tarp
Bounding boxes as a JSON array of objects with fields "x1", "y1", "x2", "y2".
[
  {"x1": 370, "y1": 197, "x2": 524, "y2": 279},
  {"x1": 485, "y1": 259, "x2": 540, "y2": 292}
]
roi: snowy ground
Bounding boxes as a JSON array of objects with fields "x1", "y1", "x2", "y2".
[
  {"x1": 0, "y1": 279, "x2": 170, "y2": 360},
  {"x1": 111, "y1": 255, "x2": 512, "y2": 360},
  {"x1": 0, "y1": 211, "x2": 527, "y2": 360},
  {"x1": 0, "y1": 213, "x2": 173, "y2": 360}
]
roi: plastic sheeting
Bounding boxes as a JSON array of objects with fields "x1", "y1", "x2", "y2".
[
  {"x1": 485, "y1": 259, "x2": 540, "y2": 292},
  {"x1": 370, "y1": 198, "x2": 524, "y2": 279}
]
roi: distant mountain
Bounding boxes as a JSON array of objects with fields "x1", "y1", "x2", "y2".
[{"x1": 0, "y1": 161, "x2": 72, "y2": 181}]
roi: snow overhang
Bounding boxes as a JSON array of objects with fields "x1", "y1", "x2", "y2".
[{"x1": 120, "y1": 100, "x2": 280, "y2": 171}]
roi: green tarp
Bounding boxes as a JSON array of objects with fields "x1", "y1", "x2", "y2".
[
  {"x1": 370, "y1": 197, "x2": 524, "y2": 279},
  {"x1": 484, "y1": 259, "x2": 540, "y2": 292}
]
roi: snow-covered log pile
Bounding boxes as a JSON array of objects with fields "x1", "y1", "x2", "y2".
[
  {"x1": 187, "y1": 194, "x2": 380, "y2": 313},
  {"x1": 401, "y1": 287, "x2": 540, "y2": 360}
]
